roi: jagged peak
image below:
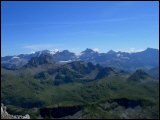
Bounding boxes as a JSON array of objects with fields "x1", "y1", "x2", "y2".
[
  {"x1": 107, "y1": 50, "x2": 116, "y2": 54},
  {"x1": 26, "y1": 53, "x2": 54, "y2": 67},
  {"x1": 80, "y1": 48, "x2": 98, "y2": 55},
  {"x1": 82, "y1": 48, "x2": 94, "y2": 52}
]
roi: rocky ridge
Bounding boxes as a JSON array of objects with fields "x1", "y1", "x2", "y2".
[{"x1": 1, "y1": 103, "x2": 30, "y2": 119}]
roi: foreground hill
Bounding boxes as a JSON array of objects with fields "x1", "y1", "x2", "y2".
[
  {"x1": 127, "y1": 69, "x2": 153, "y2": 83},
  {"x1": 1, "y1": 73, "x2": 159, "y2": 119}
]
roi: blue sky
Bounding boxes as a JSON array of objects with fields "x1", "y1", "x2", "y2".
[{"x1": 1, "y1": 1, "x2": 159, "y2": 56}]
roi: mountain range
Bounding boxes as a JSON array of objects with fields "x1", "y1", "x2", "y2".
[{"x1": 1, "y1": 48, "x2": 159, "y2": 72}]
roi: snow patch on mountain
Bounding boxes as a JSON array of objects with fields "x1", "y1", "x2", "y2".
[
  {"x1": 50, "y1": 49, "x2": 59, "y2": 55},
  {"x1": 12, "y1": 56, "x2": 20, "y2": 59},
  {"x1": 38, "y1": 51, "x2": 42, "y2": 57},
  {"x1": 116, "y1": 54, "x2": 121, "y2": 57},
  {"x1": 59, "y1": 60, "x2": 72, "y2": 64},
  {"x1": 121, "y1": 57, "x2": 130, "y2": 59}
]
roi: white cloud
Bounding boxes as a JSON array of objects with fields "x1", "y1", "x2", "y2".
[
  {"x1": 114, "y1": 49, "x2": 123, "y2": 52},
  {"x1": 136, "y1": 49, "x2": 144, "y2": 52},
  {"x1": 93, "y1": 48, "x2": 99, "y2": 52},
  {"x1": 27, "y1": 51, "x2": 36, "y2": 54},
  {"x1": 129, "y1": 48, "x2": 135, "y2": 52},
  {"x1": 2, "y1": 17, "x2": 136, "y2": 27},
  {"x1": 52, "y1": 49, "x2": 59, "y2": 52},
  {"x1": 23, "y1": 44, "x2": 63, "y2": 51},
  {"x1": 113, "y1": 48, "x2": 144, "y2": 53},
  {"x1": 71, "y1": 48, "x2": 75, "y2": 51},
  {"x1": 66, "y1": 48, "x2": 83, "y2": 56},
  {"x1": 24, "y1": 44, "x2": 52, "y2": 50},
  {"x1": 129, "y1": 48, "x2": 145, "y2": 53},
  {"x1": 67, "y1": 17, "x2": 136, "y2": 24}
]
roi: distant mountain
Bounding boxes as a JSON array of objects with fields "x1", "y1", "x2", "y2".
[
  {"x1": 53, "y1": 50, "x2": 77, "y2": 62},
  {"x1": 130, "y1": 48, "x2": 159, "y2": 67},
  {"x1": 1, "y1": 48, "x2": 159, "y2": 72},
  {"x1": 79, "y1": 48, "x2": 99, "y2": 62},
  {"x1": 146, "y1": 67, "x2": 159, "y2": 78},
  {"x1": 5, "y1": 54, "x2": 58, "y2": 75}
]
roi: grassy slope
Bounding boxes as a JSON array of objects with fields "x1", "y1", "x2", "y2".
[{"x1": 1, "y1": 73, "x2": 159, "y2": 118}]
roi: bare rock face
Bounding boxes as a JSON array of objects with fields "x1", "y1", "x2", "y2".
[{"x1": 1, "y1": 103, "x2": 30, "y2": 119}]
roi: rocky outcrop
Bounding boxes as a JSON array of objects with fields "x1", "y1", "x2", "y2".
[{"x1": 1, "y1": 103, "x2": 30, "y2": 119}]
